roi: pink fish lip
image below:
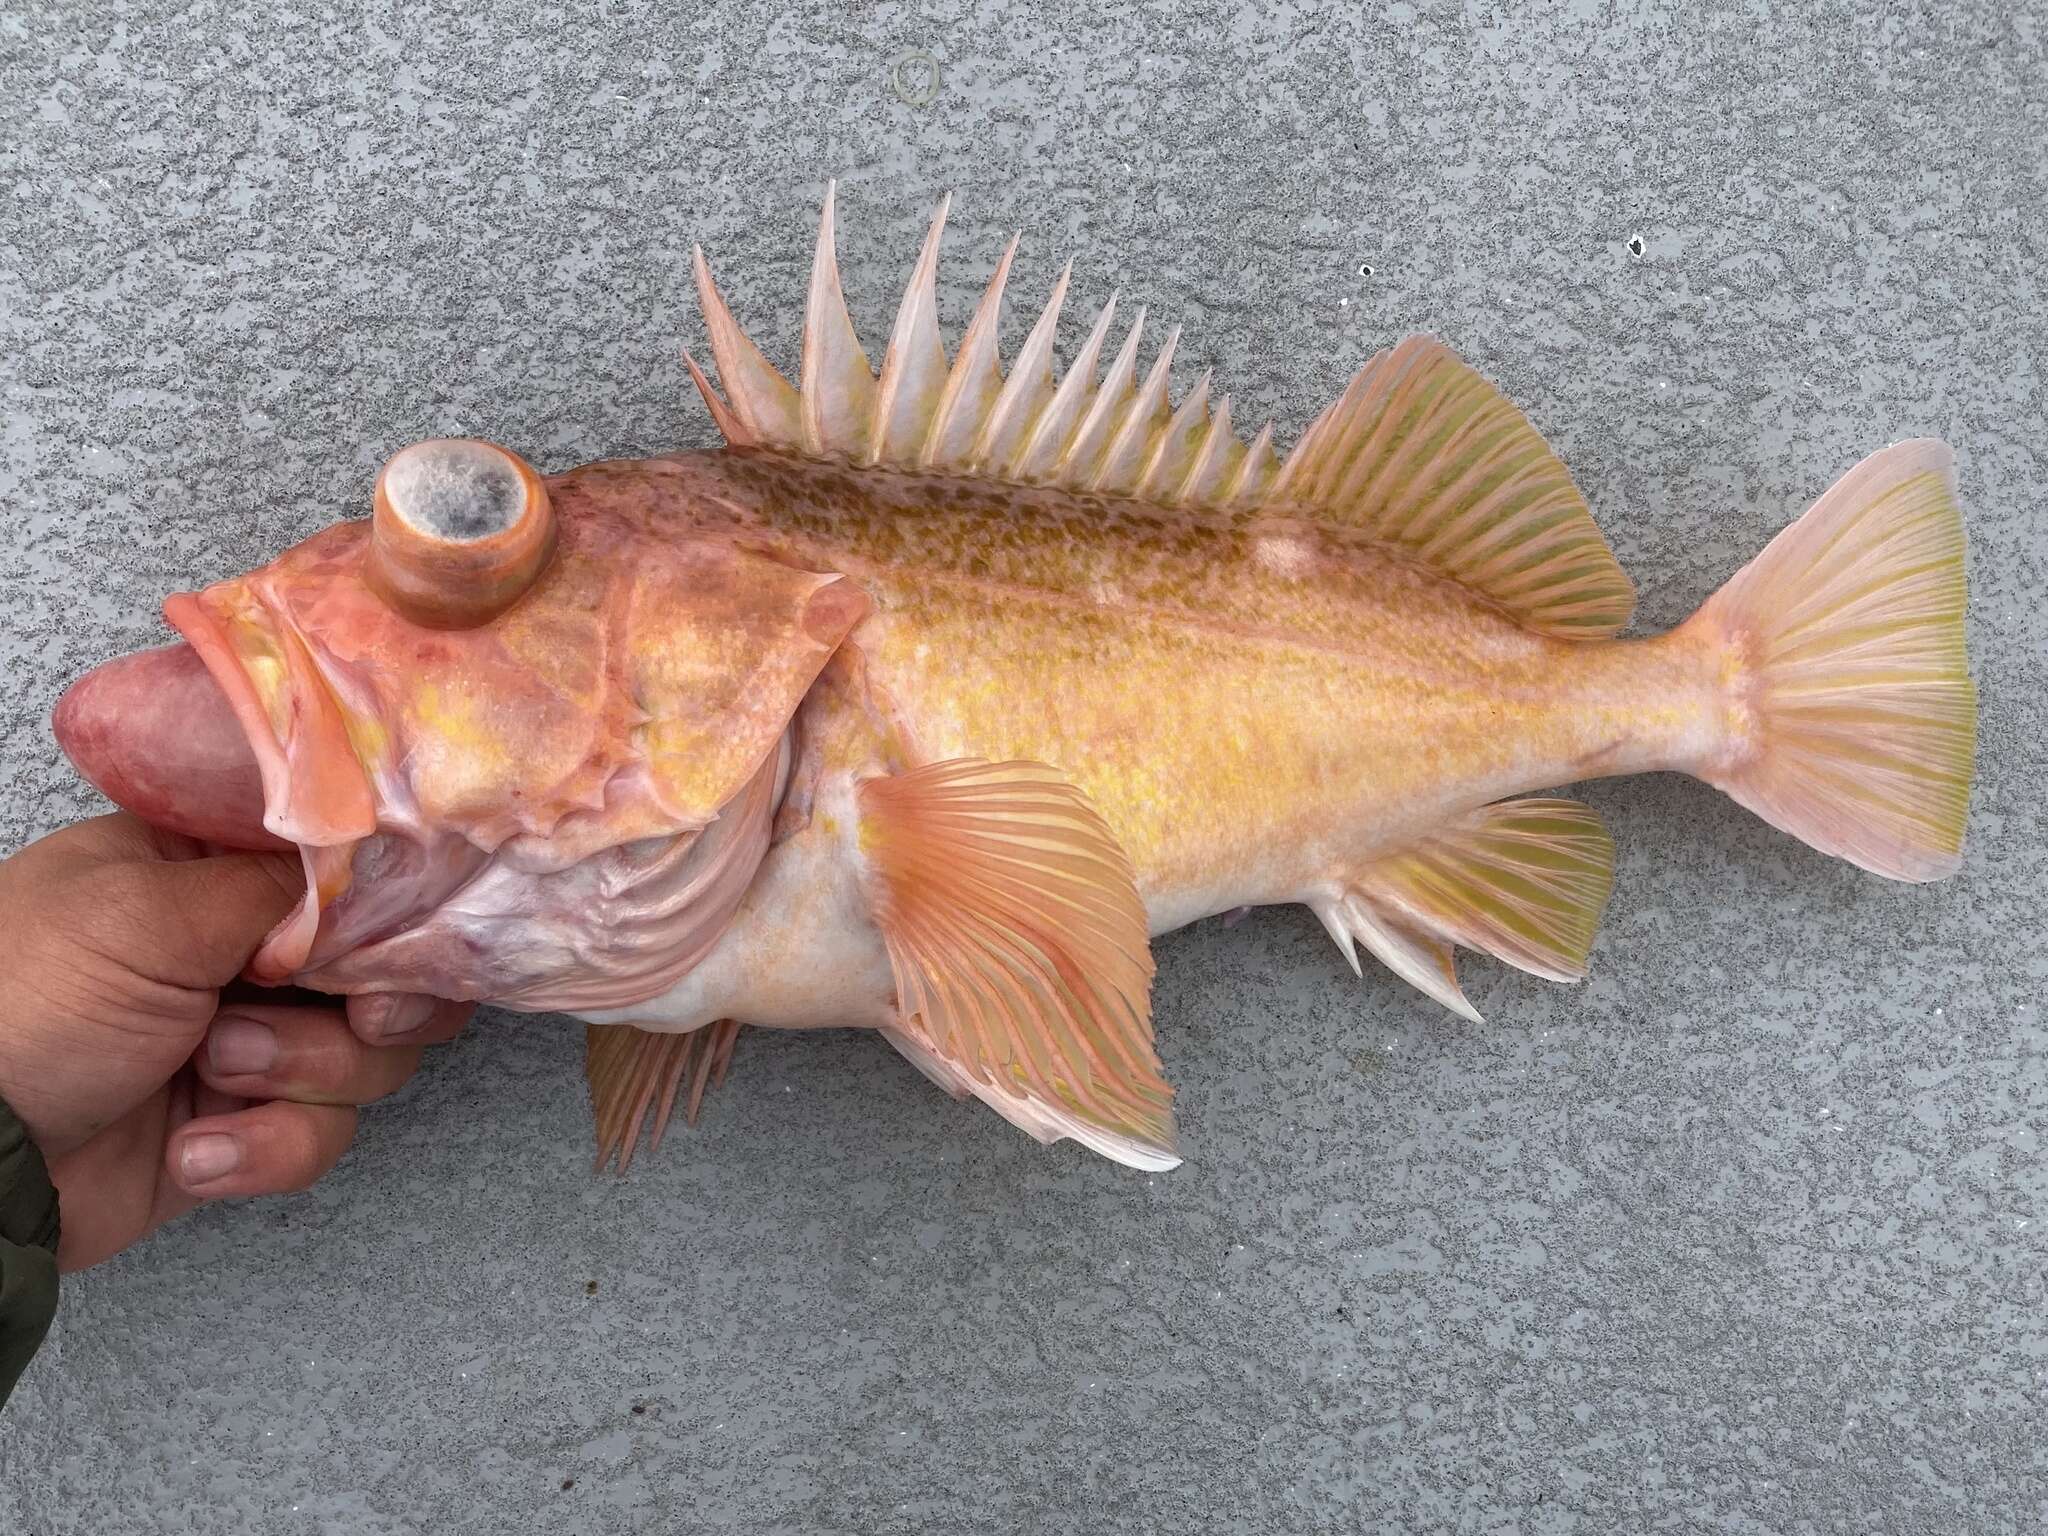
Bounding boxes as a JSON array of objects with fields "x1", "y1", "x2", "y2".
[
  {"x1": 163, "y1": 590, "x2": 378, "y2": 850},
  {"x1": 51, "y1": 641, "x2": 293, "y2": 853}
]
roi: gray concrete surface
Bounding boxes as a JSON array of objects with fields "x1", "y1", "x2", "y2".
[{"x1": 2, "y1": 1, "x2": 2043, "y2": 1531}]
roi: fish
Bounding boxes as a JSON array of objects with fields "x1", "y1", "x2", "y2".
[{"x1": 53, "y1": 184, "x2": 1976, "y2": 1173}]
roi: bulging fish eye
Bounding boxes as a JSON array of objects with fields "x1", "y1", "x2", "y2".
[{"x1": 366, "y1": 438, "x2": 555, "y2": 628}]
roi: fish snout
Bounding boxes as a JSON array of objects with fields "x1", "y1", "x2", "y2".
[{"x1": 53, "y1": 641, "x2": 291, "y2": 850}]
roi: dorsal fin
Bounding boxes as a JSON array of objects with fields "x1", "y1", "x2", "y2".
[
  {"x1": 688, "y1": 187, "x2": 1278, "y2": 515},
  {"x1": 1263, "y1": 338, "x2": 1634, "y2": 637},
  {"x1": 686, "y1": 189, "x2": 1629, "y2": 637}
]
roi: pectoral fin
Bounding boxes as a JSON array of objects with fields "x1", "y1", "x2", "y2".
[
  {"x1": 1315, "y1": 797, "x2": 1615, "y2": 1020},
  {"x1": 857, "y1": 759, "x2": 1178, "y2": 1170}
]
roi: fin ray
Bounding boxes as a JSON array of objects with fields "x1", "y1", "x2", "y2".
[
  {"x1": 1093, "y1": 326, "x2": 1181, "y2": 494},
  {"x1": 1265, "y1": 338, "x2": 1633, "y2": 638},
  {"x1": 1318, "y1": 798, "x2": 1616, "y2": 1016},
  {"x1": 868, "y1": 194, "x2": 952, "y2": 465},
  {"x1": 1684, "y1": 439, "x2": 1973, "y2": 881},
  {"x1": 690, "y1": 247, "x2": 801, "y2": 444},
  {"x1": 973, "y1": 258, "x2": 1069, "y2": 470},
  {"x1": 857, "y1": 758, "x2": 1176, "y2": 1168},
  {"x1": 924, "y1": 232, "x2": 1018, "y2": 468},
  {"x1": 586, "y1": 1020, "x2": 745, "y2": 1174},
  {"x1": 1009, "y1": 294, "x2": 1119, "y2": 480},
  {"x1": 1135, "y1": 369, "x2": 1211, "y2": 501},
  {"x1": 801, "y1": 181, "x2": 878, "y2": 456},
  {"x1": 689, "y1": 190, "x2": 1621, "y2": 610},
  {"x1": 1059, "y1": 308, "x2": 1148, "y2": 480}
]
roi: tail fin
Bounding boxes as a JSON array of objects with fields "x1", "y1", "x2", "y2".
[{"x1": 1685, "y1": 439, "x2": 1974, "y2": 882}]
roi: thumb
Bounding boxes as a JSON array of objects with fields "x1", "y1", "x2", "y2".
[{"x1": 120, "y1": 849, "x2": 307, "y2": 990}]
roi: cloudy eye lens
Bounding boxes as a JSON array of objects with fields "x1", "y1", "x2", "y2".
[
  {"x1": 367, "y1": 438, "x2": 555, "y2": 628},
  {"x1": 383, "y1": 440, "x2": 528, "y2": 542}
]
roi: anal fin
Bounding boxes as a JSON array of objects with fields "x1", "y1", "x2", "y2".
[
  {"x1": 1314, "y1": 797, "x2": 1616, "y2": 1020},
  {"x1": 586, "y1": 1019, "x2": 744, "y2": 1174},
  {"x1": 858, "y1": 758, "x2": 1178, "y2": 1170}
]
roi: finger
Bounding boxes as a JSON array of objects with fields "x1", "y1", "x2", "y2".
[
  {"x1": 195, "y1": 1005, "x2": 424, "y2": 1106},
  {"x1": 76, "y1": 848, "x2": 306, "y2": 991},
  {"x1": 131, "y1": 851, "x2": 307, "y2": 987},
  {"x1": 167, "y1": 1100, "x2": 358, "y2": 1198},
  {"x1": 40, "y1": 810, "x2": 202, "y2": 867},
  {"x1": 348, "y1": 993, "x2": 473, "y2": 1046}
]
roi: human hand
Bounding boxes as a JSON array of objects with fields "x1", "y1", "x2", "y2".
[{"x1": 0, "y1": 813, "x2": 469, "y2": 1270}]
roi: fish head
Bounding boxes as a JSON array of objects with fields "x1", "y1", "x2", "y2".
[{"x1": 55, "y1": 441, "x2": 866, "y2": 1011}]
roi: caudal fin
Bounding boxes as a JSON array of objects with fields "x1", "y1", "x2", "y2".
[{"x1": 1685, "y1": 439, "x2": 1974, "y2": 882}]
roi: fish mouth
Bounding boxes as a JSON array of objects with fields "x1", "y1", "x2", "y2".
[
  {"x1": 161, "y1": 587, "x2": 381, "y2": 981},
  {"x1": 51, "y1": 593, "x2": 379, "y2": 984}
]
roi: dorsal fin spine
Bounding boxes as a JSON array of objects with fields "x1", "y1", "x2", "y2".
[
  {"x1": 867, "y1": 194, "x2": 952, "y2": 466},
  {"x1": 1135, "y1": 367, "x2": 1210, "y2": 501},
  {"x1": 682, "y1": 351, "x2": 752, "y2": 445},
  {"x1": 971, "y1": 256, "x2": 1068, "y2": 472},
  {"x1": 690, "y1": 246, "x2": 800, "y2": 442},
  {"x1": 1008, "y1": 293, "x2": 1118, "y2": 480},
  {"x1": 1060, "y1": 308, "x2": 1148, "y2": 480},
  {"x1": 1174, "y1": 393, "x2": 1233, "y2": 504},
  {"x1": 1223, "y1": 423, "x2": 1277, "y2": 505},
  {"x1": 689, "y1": 192, "x2": 1632, "y2": 638},
  {"x1": 1094, "y1": 326, "x2": 1181, "y2": 494},
  {"x1": 922, "y1": 231, "x2": 1018, "y2": 469},
  {"x1": 800, "y1": 180, "x2": 877, "y2": 457}
]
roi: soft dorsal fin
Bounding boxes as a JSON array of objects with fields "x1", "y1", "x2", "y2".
[
  {"x1": 686, "y1": 187, "x2": 1628, "y2": 637},
  {"x1": 856, "y1": 757, "x2": 1178, "y2": 1170},
  {"x1": 1264, "y1": 338, "x2": 1634, "y2": 638},
  {"x1": 1312, "y1": 797, "x2": 1616, "y2": 1020}
]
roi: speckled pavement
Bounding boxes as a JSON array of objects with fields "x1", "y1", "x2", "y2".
[{"x1": 1, "y1": 3, "x2": 2042, "y2": 1532}]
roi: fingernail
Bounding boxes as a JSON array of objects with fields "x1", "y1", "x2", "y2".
[
  {"x1": 208, "y1": 1015, "x2": 279, "y2": 1075},
  {"x1": 179, "y1": 1133, "x2": 241, "y2": 1186},
  {"x1": 355, "y1": 992, "x2": 433, "y2": 1040}
]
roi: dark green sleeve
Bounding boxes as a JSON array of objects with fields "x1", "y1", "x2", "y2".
[{"x1": 0, "y1": 1096, "x2": 60, "y2": 1408}]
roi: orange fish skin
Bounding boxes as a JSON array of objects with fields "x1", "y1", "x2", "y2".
[
  {"x1": 566, "y1": 448, "x2": 1731, "y2": 949},
  {"x1": 568, "y1": 444, "x2": 1735, "y2": 1040}
]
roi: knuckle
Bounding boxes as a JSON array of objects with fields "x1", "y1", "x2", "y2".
[
  {"x1": 275, "y1": 1023, "x2": 416, "y2": 1102},
  {"x1": 290, "y1": 1030, "x2": 366, "y2": 1095},
  {"x1": 263, "y1": 1109, "x2": 351, "y2": 1191},
  {"x1": 362, "y1": 1044, "x2": 425, "y2": 1100}
]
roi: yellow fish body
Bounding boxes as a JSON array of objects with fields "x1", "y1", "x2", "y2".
[{"x1": 55, "y1": 187, "x2": 1975, "y2": 1172}]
